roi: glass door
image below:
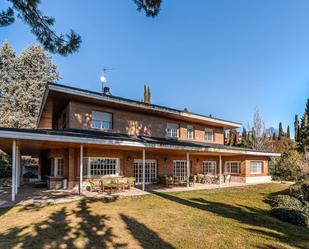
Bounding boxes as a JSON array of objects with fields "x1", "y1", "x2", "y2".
[{"x1": 133, "y1": 160, "x2": 157, "y2": 184}]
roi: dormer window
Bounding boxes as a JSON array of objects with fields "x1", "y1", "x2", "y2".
[
  {"x1": 166, "y1": 123, "x2": 178, "y2": 138},
  {"x1": 187, "y1": 125, "x2": 194, "y2": 140},
  {"x1": 92, "y1": 111, "x2": 112, "y2": 130},
  {"x1": 204, "y1": 129, "x2": 213, "y2": 142}
]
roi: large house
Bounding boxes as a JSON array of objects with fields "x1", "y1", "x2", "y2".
[{"x1": 0, "y1": 83, "x2": 279, "y2": 200}]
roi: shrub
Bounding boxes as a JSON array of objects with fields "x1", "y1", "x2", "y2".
[
  {"x1": 270, "y1": 207, "x2": 309, "y2": 227},
  {"x1": 268, "y1": 195, "x2": 303, "y2": 209},
  {"x1": 289, "y1": 180, "x2": 309, "y2": 202}
]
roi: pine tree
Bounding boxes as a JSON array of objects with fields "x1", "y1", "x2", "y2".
[
  {"x1": 229, "y1": 129, "x2": 237, "y2": 146},
  {"x1": 294, "y1": 114, "x2": 300, "y2": 142},
  {"x1": 0, "y1": 42, "x2": 59, "y2": 128},
  {"x1": 286, "y1": 125, "x2": 290, "y2": 139},
  {"x1": 147, "y1": 86, "x2": 151, "y2": 104},
  {"x1": 299, "y1": 109, "x2": 309, "y2": 152},
  {"x1": 278, "y1": 122, "x2": 284, "y2": 140}
]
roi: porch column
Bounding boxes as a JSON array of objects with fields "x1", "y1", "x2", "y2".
[
  {"x1": 186, "y1": 152, "x2": 190, "y2": 187},
  {"x1": 11, "y1": 140, "x2": 16, "y2": 201},
  {"x1": 16, "y1": 145, "x2": 20, "y2": 189},
  {"x1": 219, "y1": 155, "x2": 222, "y2": 187},
  {"x1": 79, "y1": 144, "x2": 83, "y2": 194},
  {"x1": 142, "y1": 148, "x2": 145, "y2": 191}
]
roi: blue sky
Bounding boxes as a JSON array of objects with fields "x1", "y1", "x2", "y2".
[{"x1": 1, "y1": 0, "x2": 309, "y2": 134}]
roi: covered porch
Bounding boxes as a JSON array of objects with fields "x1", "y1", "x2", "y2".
[{"x1": 0, "y1": 128, "x2": 277, "y2": 204}]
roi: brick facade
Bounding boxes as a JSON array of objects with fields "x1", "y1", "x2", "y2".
[{"x1": 65, "y1": 101, "x2": 224, "y2": 144}]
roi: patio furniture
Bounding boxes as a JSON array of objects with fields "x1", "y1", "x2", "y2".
[
  {"x1": 173, "y1": 176, "x2": 180, "y2": 186},
  {"x1": 189, "y1": 175, "x2": 195, "y2": 186},
  {"x1": 196, "y1": 174, "x2": 204, "y2": 183},
  {"x1": 158, "y1": 175, "x2": 174, "y2": 187},
  {"x1": 88, "y1": 179, "x2": 102, "y2": 192},
  {"x1": 101, "y1": 177, "x2": 117, "y2": 192},
  {"x1": 204, "y1": 175, "x2": 213, "y2": 184},
  {"x1": 211, "y1": 175, "x2": 220, "y2": 184},
  {"x1": 126, "y1": 177, "x2": 135, "y2": 190}
]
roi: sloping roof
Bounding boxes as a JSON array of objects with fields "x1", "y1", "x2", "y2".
[
  {"x1": 0, "y1": 128, "x2": 280, "y2": 157},
  {"x1": 38, "y1": 83, "x2": 242, "y2": 129}
]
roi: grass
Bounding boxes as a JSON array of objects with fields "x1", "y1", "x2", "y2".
[{"x1": 0, "y1": 183, "x2": 308, "y2": 249}]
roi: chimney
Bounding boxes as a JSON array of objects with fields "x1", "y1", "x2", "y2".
[{"x1": 103, "y1": 86, "x2": 111, "y2": 95}]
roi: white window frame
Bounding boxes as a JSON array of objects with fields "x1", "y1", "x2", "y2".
[
  {"x1": 166, "y1": 123, "x2": 179, "y2": 138},
  {"x1": 133, "y1": 159, "x2": 157, "y2": 184},
  {"x1": 51, "y1": 157, "x2": 64, "y2": 177},
  {"x1": 250, "y1": 161, "x2": 263, "y2": 174},
  {"x1": 173, "y1": 160, "x2": 188, "y2": 181},
  {"x1": 203, "y1": 161, "x2": 217, "y2": 175},
  {"x1": 91, "y1": 111, "x2": 113, "y2": 130},
  {"x1": 83, "y1": 157, "x2": 120, "y2": 177},
  {"x1": 225, "y1": 161, "x2": 240, "y2": 174},
  {"x1": 204, "y1": 129, "x2": 214, "y2": 142},
  {"x1": 187, "y1": 125, "x2": 194, "y2": 140}
]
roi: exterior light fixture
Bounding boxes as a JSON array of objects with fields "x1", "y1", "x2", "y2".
[{"x1": 127, "y1": 156, "x2": 132, "y2": 161}]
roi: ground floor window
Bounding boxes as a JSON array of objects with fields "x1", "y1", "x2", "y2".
[
  {"x1": 250, "y1": 161, "x2": 263, "y2": 174},
  {"x1": 51, "y1": 157, "x2": 64, "y2": 177},
  {"x1": 173, "y1": 160, "x2": 188, "y2": 181},
  {"x1": 203, "y1": 161, "x2": 216, "y2": 175},
  {"x1": 133, "y1": 160, "x2": 157, "y2": 184},
  {"x1": 83, "y1": 157, "x2": 120, "y2": 177},
  {"x1": 225, "y1": 161, "x2": 240, "y2": 174}
]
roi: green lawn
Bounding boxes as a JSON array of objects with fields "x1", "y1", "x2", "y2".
[{"x1": 0, "y1": 183, "x2": 308, "y2": 249}]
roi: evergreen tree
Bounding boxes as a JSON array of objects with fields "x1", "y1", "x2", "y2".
[
  {"x1": 0, "y1": 0, "x2": 161, "y2": 55},
  {"x1": 143, "y1": 84, "x2": 148, "y2": 103},
  {"x1": 278, "y1": 122, "x2": 284, "y2": 140},
  {"x1": 299, "y1": 110, "x2": 309, "y2": 152},
  {"x1": 294, "y1": 114, "x2": 300, "y2": 142},
  {"x1": 229, "y1": 129, "x2": 237, "y2": 146},
  {"x1": 272, "y1": 132, "x2": 277, "y2": 141},
  {"x1": 286, "y1": 125, "x2": 290, "y2": 139},
  {"x1": 0, "y1": 42, "x2": 59, "y2": 128},
  {"x1": 147, "y1": 86, "x2": 151, "y2": 104}
]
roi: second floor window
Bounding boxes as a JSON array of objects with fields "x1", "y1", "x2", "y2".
[
  {"x1": 204, "y1": 129, "x2": 213, "y2": 142},
  {"x1": 92, "y1": 111, "x2": 112, "y2": 130},
  {"x1": 187, "y1": 126, "x2": 194, "y2": 140},
  {"x1": 166, "y1": 123, "x2": 178, "y2": 138}
]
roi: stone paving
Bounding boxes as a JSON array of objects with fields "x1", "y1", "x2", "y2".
[{"x1": 0, "y1": 182, "x2": 248, "y2": 208}]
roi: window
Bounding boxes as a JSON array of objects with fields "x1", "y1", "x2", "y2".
[
  {"x1": 173, "y1": 160, "x2": 188, "y2": 181},
  {"x1": 166, "y1": 123, "x2": 179, "y2": 138},
  {"x1": 51, "y1": 158, "x2": 64, "y2": 177},
  {"x1": 187, "y1": 125, "x2": 194, "y2": 140},
  {"x1": 133, "y1": 160, "x2": 157, "y2": 184},
  {"x1": 225, "y1": 162, "x2": 240, "y2": 173},
  {"x1": 250, "y1": 161, "x2": 263, "y2": 174},
  {"x1": 83, "y1": 157, "x2": 119, "y2": 177},
  {"x1": 92, "y1": 111, "x2": 112, "y2": 130},
  {"x1": 203, "y1": 161, "x2": 216, "y2": 175},
  {"x1": 204, "y1": 129, "x2": 213, "y2": 142}
]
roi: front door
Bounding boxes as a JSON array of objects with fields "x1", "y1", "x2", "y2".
[{"x1": 133, "y1": 160, "x2": 157, "y2": 184}]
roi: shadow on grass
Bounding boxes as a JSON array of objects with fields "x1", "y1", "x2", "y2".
[
  {"x1": 0, "y1": 199, "x2": 127, "y2": 249},
  {"x1": 153, "y1": 191, "x2": 309, "y2": 249},
  {"x1": 120, "y1": 214, "x2": 175, "y2": 249}
]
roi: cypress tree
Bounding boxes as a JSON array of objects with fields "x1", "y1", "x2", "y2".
[
  {"x1": 278, "y1": 122, "x2": 284, "y2": 140},
  {"x1": 286, "y1": 125, "x2": 290, "y2": 139},
  {"x1": 147, "y1": 86, "x2": 151, "y2": 104},
  {"x1": 272, "y1": 132, "x2": 277, "y2": 141},
  {"x1": 143, "y1": 84, "x2": 147, "y2": 103},
  {"x1": 294, "y1": 114, "x2": 300, "y2": 142}
]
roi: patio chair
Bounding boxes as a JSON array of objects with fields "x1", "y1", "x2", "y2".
[
  {"x1": 211, "y1": 175, "x2": 220, "y2": 184},
  {"x1": 224, "y1": 174, "x2": 232, "y2": 183},
  {"x1": 196, "y1": 174, "x2": 204, "y2": 183},
  {"x1": 101, "y1": 177, "x2": 116, "y2": 192},
  {"x1": 173, "y1": 176, "x2": 180, "y2": 186},
  {"x1": 204, "y1": 175, "x2": 213, "y2": 184},
  {"x1": 126, "y1": 177, "x2": 135, "y2": 190},
  {"x1": 88, "y1": 179, "x2": 101, "y2": 192}
]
